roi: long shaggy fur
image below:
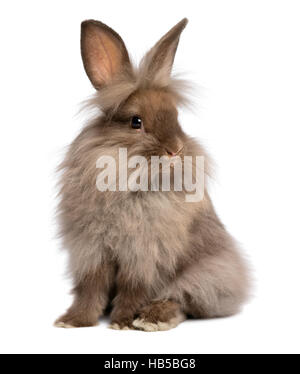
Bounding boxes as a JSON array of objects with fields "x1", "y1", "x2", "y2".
[{"x1": 55, "y1": 18, "x2": 250, "y2": 330}]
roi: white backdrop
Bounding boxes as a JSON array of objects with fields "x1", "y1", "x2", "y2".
[{"x1": 0, "y1": 0, "x2": 299, "y2": 354}]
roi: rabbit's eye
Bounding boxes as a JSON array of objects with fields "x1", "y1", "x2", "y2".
[{"x1": 131, "y1": 116, "x2": 142, "y2": 129}]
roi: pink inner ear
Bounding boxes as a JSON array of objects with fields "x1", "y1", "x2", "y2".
[
  {"x1": 83, "y1": 26, "x2": 124, "y2": 87},
  {"x1": 96, "y1": 32, "x2": 122, "y2": 82}
]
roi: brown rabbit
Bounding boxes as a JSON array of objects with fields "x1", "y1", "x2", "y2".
[{"x1": 55, "y1": 18, "x2": 250, "y2": 331}]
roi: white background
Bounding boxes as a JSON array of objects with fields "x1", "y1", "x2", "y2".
[{"x1": 0, "y1": 0, "x2": 299, "y2": 354}]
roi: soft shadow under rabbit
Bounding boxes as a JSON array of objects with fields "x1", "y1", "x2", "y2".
[{"x1": 55, "y1": 18, "x2": 250, "y2": 331}]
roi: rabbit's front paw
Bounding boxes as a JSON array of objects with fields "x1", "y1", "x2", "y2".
[
  {"x1": 109, "y1": 316, "x2": 135, "y2": 330},
  {"x1": 54, "y1": 312, "x2": 99, "y2": 328},
  {"x1": 109, "y1": 311, "x2": 136, "y2": 330},
  {"x1": 133, "y1": 300, "x2": 185, "y2": 332}
]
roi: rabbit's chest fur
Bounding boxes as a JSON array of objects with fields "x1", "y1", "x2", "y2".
[
  {"x1": 61, "y1": 179, "x2": 195, "y2": 285},
  {"x1": 102, "y1": 193, "x2": 192, "y2": 282},
  {"x1": 59, "y1": 135, "x2": 200, "y2": 285},
  {"x1": 97, "y1": 194, "x2": 194, "y2": 286}
]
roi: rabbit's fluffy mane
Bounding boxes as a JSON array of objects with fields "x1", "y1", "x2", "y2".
[{"x1": 82, "y1": 64, "x2": 191, "y2": 116}]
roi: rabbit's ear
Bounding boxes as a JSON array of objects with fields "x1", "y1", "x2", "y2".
[
  {"x1": 141, "y1": 18, "x2": 188, "y2": 85},
  {"x1": 81, "y1": 20, "x2": 131, "y2": 89}
]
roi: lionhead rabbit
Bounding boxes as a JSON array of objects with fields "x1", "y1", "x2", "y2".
[{"x1": 55, "y1": 18, "x2": 249, "y2": 331}]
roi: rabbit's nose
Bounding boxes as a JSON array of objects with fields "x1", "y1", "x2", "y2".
[
  {"x1": 166, "y1": 149, "x2": 177, "y2": 157},
  {"x1": 165, "y1": 147, "x2": 184, "y2": 157},
  {"x1": 165, "y1": 140, "x2": 184, "y2": 157}
]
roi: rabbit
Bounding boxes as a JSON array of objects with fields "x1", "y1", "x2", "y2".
[{"x1": 55, "y1": 18, "x2": 250, "y2": 331}]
